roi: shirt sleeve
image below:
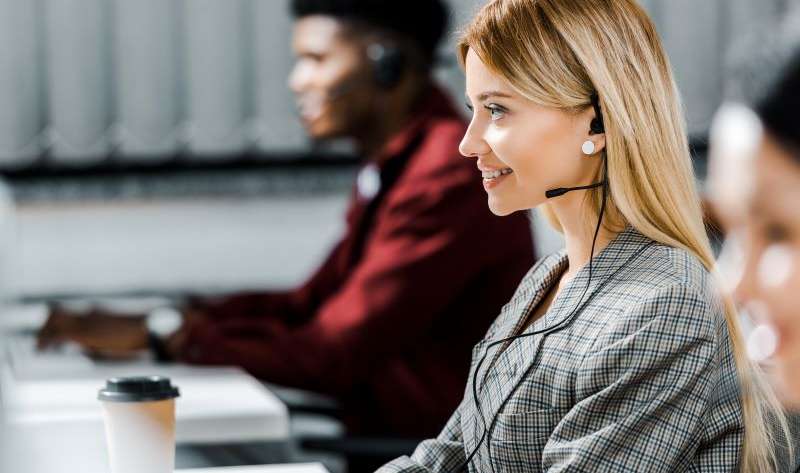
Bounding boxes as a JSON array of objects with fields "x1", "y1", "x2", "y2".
[
  {"x1": 541, "y1": 283, "x2": 725, "y2": 472},
  {"x1": 177, "y1": 167, "x2": 494, "y2": 394}
]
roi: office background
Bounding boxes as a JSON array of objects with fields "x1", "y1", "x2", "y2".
[
  {"x1": 0, "y1": 2, "x2": 797, "y2": 473},
  {"x1": 0, "y1": 0, "x2": 792, "y2": 166},
  {"x1": 0, "y1": 0, "x2": 791, "y2": 301}
]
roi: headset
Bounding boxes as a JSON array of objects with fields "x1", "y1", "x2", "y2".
[
  {"x1": 452, "y1": 93, "x2": 654, "y2": 473},
  {"x1": 323, "y1": 42, "x2": 407, "y2": 102},
  {"x1": 545, "y1": 93, "x2": 606, "y2": 198},
  {"x1": 367, "y1": 43, "x2": 406, "y2": 90}
]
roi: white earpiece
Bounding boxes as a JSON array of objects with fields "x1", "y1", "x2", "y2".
[{"x1": 581, "y1": 140, "x2": 596, "y2": 156}]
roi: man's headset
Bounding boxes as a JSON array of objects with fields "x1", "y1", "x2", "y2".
[{"x1": 324, "y1": 42, "x2": 407, "y2": 102}]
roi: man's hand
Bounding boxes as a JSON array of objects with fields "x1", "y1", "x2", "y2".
[{"x1": 37, "y1": 305, "x2": 151, "y2": 359}]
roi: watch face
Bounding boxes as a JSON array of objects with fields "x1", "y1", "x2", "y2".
[
  {"x1": 147, "y1": 307, "x2": 183, "y2": 337},
  {"x1": 357, "y1": 164, "x2": 381, "y2": 200}
]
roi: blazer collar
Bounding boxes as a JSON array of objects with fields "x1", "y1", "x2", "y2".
[{"x1": 493, "y1": 225, "x2": 654, "y2": 342}]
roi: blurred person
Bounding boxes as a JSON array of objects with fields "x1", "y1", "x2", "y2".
[
  {"x1": 708, "y1": 12, "x2": 800, "y2": 414},
  {"x1": 378, "y1": 0, "x2": 793, "y2": 472},
  {"x1": 36, "y1": 0, "x2": 535, "y2": 447}
]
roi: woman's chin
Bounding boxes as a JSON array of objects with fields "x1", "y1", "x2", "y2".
[
  {"x1": 487, "y1": 197, "x2": 516, "y2": 217},
  {"x1": 488, "y1": 193, "x2": 541, "y2": 217}
]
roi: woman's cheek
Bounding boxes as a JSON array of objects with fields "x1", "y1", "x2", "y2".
[{"x1": 484, "y1": 127, "x2": 514, "y2": 163}]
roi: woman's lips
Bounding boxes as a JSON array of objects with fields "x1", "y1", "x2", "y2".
[{"x1": 482, "y1": 168, "x2": 513, "y2": 190}]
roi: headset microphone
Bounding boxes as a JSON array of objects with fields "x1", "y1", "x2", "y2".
[{"x1": 545, "y1": 181, "x2": 605, "y2": 199}]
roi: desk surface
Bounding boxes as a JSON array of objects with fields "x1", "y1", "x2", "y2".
[
  {"x1": 0, "y1": 308, "x2": 294, "y2": 473},
  {"x1": 178, "y1": 464, "x2": 329, "y2": 473},
  {"x1": 3, "y1": 364, "x2": 289, "y2": 443},
  {"x1": 0, "y1": 305, "x2": 289, "y2": 444}
]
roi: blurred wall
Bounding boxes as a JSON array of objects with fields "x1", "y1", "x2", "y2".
[
  {"x1": 639, "y1": 0, "x2": 790, "y2": 133},
  {"x1": 0, "y1": 0, "x2": 792, "y2": 169}
]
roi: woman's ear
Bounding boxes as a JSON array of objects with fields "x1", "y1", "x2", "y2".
[
  {"x1": 581, "y1": 106, "x2": 606, "y2": 156},
  {"x1": 584, "y1": 131, "x2": 606, "y2": 156}
]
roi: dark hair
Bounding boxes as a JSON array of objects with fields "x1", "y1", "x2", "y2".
[
  {"x1": 290, "y1": 0, "x2": 449, "y2": 67},
  {"x1": 756, "y1": 51, "x2": 800, "y2": 159},
  {"x1": 726, "y1": 7, "x2": 800, "y2": 160}
]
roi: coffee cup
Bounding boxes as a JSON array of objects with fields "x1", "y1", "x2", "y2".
[{"x1": 98, "y1": 376, "x2": 180, "y2": 473}]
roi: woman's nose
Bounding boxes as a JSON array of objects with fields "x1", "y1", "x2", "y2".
[{"x1": 459, "y1": 122, "x2": 491, "y2": 159}]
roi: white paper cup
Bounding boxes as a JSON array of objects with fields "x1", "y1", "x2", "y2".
[{"x1": 98, "y1": 376, "x2": 180, "y2": 473}]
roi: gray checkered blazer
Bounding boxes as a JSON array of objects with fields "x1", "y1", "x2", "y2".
[{"x1": 379, "y1": 227, "x2": 745, "y2": 472}]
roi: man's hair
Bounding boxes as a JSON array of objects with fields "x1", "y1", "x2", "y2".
[{"x1": 290, "y1": 0, "x2": 449, "y2": 68}]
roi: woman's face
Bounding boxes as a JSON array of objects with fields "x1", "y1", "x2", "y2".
[
  {"x1": 716, "y1": 133, "x2": 800, "y2": 407},
  {"x1": 459, "y1": 49, "x2": 604, "y2": 216}
]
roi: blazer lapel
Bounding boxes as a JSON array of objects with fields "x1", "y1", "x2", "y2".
[
  {"x1": 491, "y1": 252, "x2": 567, "y2": 342},
  {"x1": 474, "y1": 227, "x2": 654, "y2": 422},
  {"x1": 461, "y1": 251, "x2": 564, "y2": 456}
]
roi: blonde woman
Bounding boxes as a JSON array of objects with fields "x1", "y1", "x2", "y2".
[{"x1": 378, "y1": 0, "x2": 789, "y2": 472}]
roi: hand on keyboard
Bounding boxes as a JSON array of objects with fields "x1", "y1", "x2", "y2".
[{"x1": 36, "y1": 305, "x2": 151, "y2": 360}]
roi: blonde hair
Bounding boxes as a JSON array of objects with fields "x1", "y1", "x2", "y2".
[{"x1": 458, "y1": 0, "x2": 790, "y2": 471}]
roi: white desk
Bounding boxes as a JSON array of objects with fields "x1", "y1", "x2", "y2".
[
  {"x1": 2, "y1": 351, "x2": 289, "y2": 444},
  {"x1": 178, "y1": 464, "x2": 328, "y2": 473},
  {"x1": 0, "y1": 303, "x2": 289, "y2": 444},
  {"x1": 0, "y1": 307, "x2": 293, "y2": 473}
]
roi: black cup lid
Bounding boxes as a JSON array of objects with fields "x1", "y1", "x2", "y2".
[{"x1": 98, "y1": 376, "x2": 180, "y2": 403}]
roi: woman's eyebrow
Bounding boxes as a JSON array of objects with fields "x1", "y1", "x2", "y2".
[{"x1": 477, "y1": 91, "x2": 513, "y2": 101}]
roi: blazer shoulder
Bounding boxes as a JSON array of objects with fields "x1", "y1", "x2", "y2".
[
  {"x1": 588, "y1": 243, "x2": 723, "y2": 350},
  {"x1": 624, "y1": 242, "x2": 715, "y2": 298}
]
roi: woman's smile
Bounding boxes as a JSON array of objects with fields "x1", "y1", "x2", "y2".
[{"x1": 481, "y1": 167, "x2": 514, "y2": 190}]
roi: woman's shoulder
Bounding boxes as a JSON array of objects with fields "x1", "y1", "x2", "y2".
[
  {"x1": 628, "y1": 242, "x2": 714, "y2": 295},
  {"x1": 590, "y1": 241, "x2": 724, "y2": 349}
]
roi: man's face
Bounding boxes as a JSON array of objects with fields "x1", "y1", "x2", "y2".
[{"x1": 289, "y1": 15, "x2": 378, "y2": 140}]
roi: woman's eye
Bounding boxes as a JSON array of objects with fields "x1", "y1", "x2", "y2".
[{"x1": 484, "y1": 104, "x2": 506, "y2": 121}]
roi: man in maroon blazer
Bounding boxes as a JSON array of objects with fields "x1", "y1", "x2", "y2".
[{"x1": 38, "y1": 0, "x2": 535, "y2": 441}]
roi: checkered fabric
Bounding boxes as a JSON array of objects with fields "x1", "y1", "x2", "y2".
[{"x1": 378, "y1": 227, "x2": 747, "y2": 472}]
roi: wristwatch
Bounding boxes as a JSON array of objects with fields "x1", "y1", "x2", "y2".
[{"x1": 146, "y1": 307, "x2": 183, "y2": 362}]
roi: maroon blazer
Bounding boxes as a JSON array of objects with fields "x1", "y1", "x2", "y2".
[{"x1": 176, "y1": 87, "x2": 535, "y2": 437}]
